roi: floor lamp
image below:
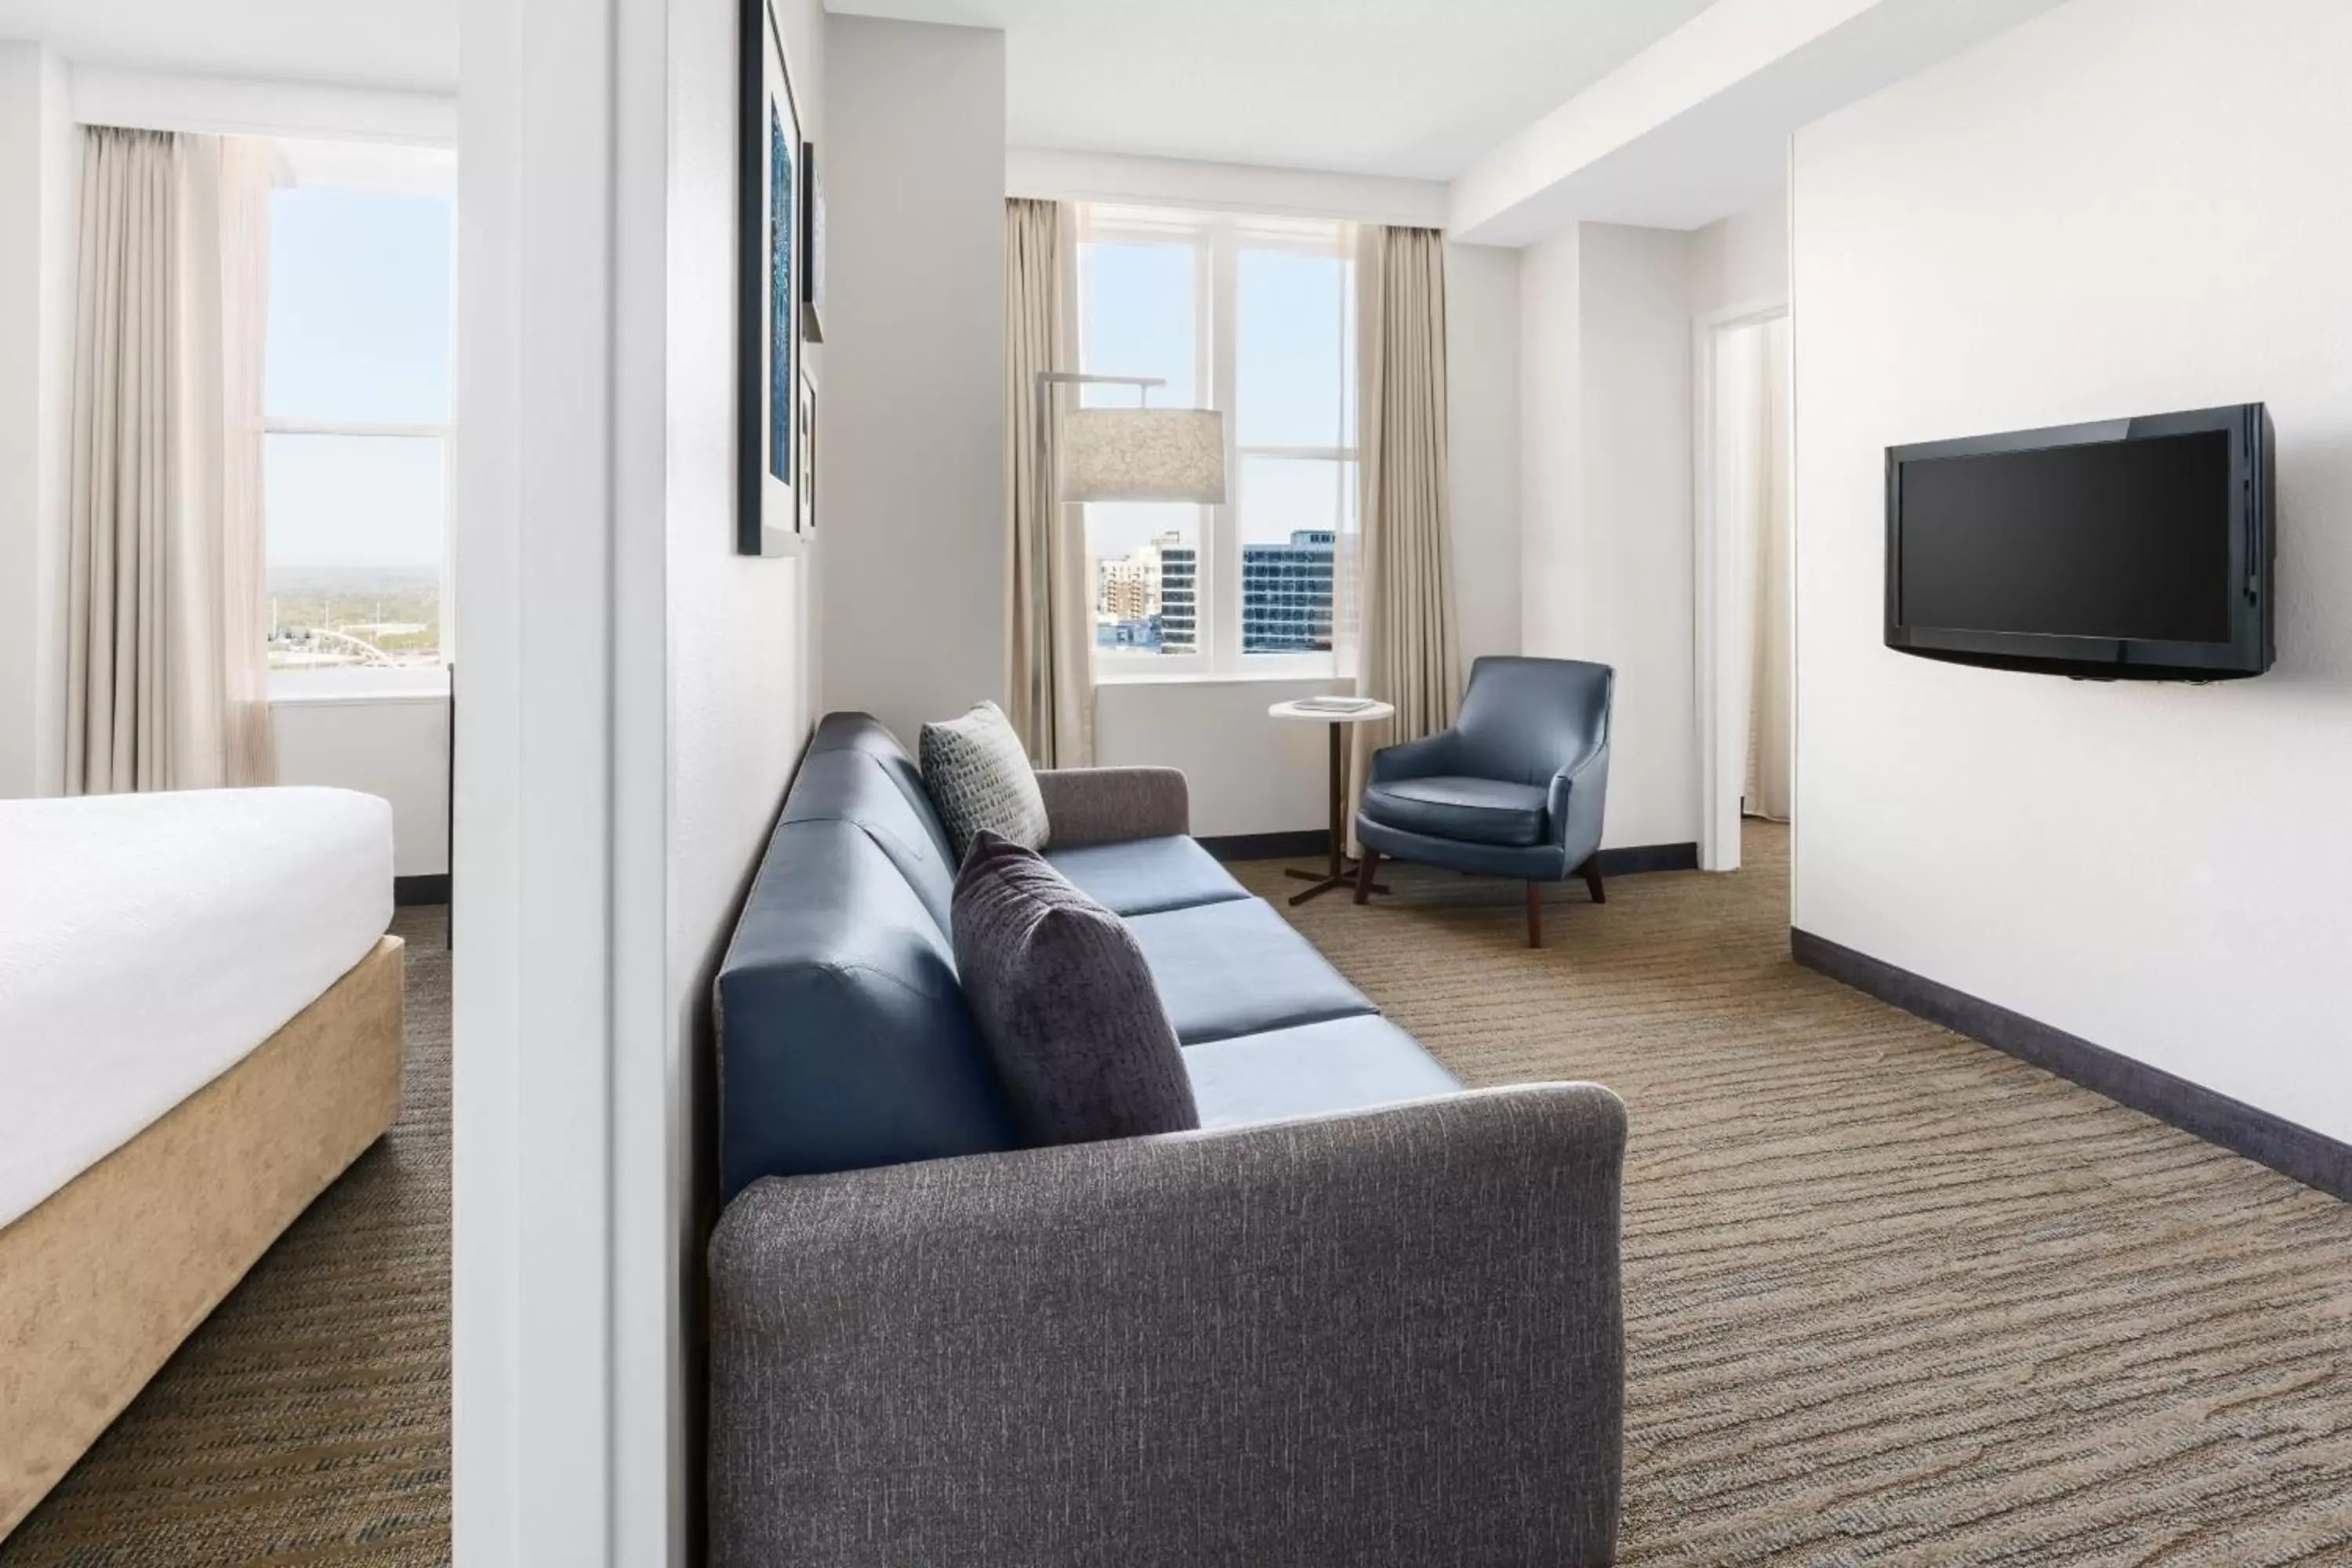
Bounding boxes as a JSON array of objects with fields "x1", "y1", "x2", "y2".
[{"x1": 1029, "y1": 370, "x2": 1226, "y2": 753}]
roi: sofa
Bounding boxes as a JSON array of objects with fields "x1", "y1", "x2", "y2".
[{"x1": 709, "y1": 711, "x2": 1628, "y2": 1566}]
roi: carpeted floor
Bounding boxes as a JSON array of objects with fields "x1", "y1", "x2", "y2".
[
  {"x1": 2, "y1": 906, "x2": 452, "y2": 1567},
  {"x1": 10, "y1": 840, "x2": 2350, "y2": 1564},
  {"x1": 1231, "y1": 825, "x2": 2352, "y2": 1565}
]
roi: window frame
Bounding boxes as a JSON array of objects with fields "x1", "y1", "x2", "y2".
[
  {"x1": 1078, "y1": 205, "x2": 1356, "y2": 684},
  {"x1": 262, "y1": 139, "x2": 459, "y2": 695}
]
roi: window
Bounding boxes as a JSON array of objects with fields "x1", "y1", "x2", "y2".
[
  {"x1": 263, "y1": 140, "x2": 457, "y2": 684},
  {"x1": 1078, "y1": 206, "x2": 1356, "y2": 677}
]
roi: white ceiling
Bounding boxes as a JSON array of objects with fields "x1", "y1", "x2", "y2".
[
  {"x1": 827, "y1": 0, "x2": 1719, "y2": 180},
  {"x1": 0, "y1": 0, "x2": 456, "y2": 93}
]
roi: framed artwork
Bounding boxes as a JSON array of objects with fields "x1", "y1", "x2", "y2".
[
  {"x1": 796, "y1": 370, "x2": 818, "y2": 535},
  {"x1": 800, "y1": 140, "x2": 826, "y2": 343},
  {"x1": 737, "y1": 0, "x2": 800, "y2": 556}
]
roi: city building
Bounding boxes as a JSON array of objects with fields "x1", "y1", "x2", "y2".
[
  {"x1": 1156, "y1": 540, "x2": 1196, "y2": 652},
  {"x1": 1240, "y1": 529, "x2": 1335, "y2": 653},
  {"x1": 1095, "y1": 530, "x2": 1196, "y2": 654}
]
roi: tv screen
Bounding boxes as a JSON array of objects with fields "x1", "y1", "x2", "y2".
[{"x1": 1886, "y1": 405, "x2": 2274, "y2": 681}]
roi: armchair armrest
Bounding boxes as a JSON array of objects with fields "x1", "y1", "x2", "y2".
[
  {"x1": 710, "y1": 1083, "x2": 1626, "y2": 1568},
  {"x1": 1034, "y1": 765, "x2": 1189, "y2": 846},
  {"x1": 1366, "y1": 728, "x2": 1459, "y2": 785},
  {"x1": 1546, "y1": 741, "x2": 1611, "y2": 859}
]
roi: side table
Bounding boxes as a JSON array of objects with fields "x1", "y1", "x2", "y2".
[{"x1": 1267, "y1": 698, "x2": 1396, "y2": 906}]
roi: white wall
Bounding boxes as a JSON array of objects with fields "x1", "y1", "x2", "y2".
[
  {"x1": 652, "y1": 0, "x2": 825, "y2": 1555},
  {"x1": 1511, "y1": 190, "x2": 1790, "y2": 854},
  {"x1": 453, "y1": 0, "x2": 630, "y2": 1557},
  {"x1": 1516, "y1": 221, "x2": 1700, "y2": 849},
  {"x1": 68, "y1": 65, "x2": 455, "y2": 143},
  {"x1": 272, "y1": 691, "x2": 449, "y2": 876},
  {"x1": 0, "y1": 40, "x2": 77, "y2": 800},
  {"x1": 820, "y1": 15, "x2": 1006, "y2": 742},
  {"x1": 1094, "y1": 677, "x2": 1339, "y2": 839},
  {"x1": 1446, "y1": 240, "x2": 1523, "y2": 673},
  {"x1": 1690, "y1": 185, "x2": 1787, "y2": 316},
  {"x1": 1007, "y1": 145, "x2": 1446, "y2": 228},
  {"x1": 1791, "y1": 0, "x2": 2352, "y2": 1142}
]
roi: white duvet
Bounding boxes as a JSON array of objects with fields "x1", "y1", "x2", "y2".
[{"x1": 0, "y1": 787, "x2": 394, "y2": 1229}]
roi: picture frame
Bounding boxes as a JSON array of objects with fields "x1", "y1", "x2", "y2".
[
  {"x1": 800, "y1": 140, "x2": 826, "y2": 343},
  {"x1": 736, "y1": 0, "x2": 800, "y2": 557},
  {"x1": 797, "y1": 369, "x2": 818, "y2": 535}
]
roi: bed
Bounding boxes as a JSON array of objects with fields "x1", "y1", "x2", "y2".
[{"x1": 0, "y1": 787, "x2": 405, "y2": 1540}]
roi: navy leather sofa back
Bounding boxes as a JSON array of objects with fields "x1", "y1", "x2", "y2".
[{"x1": 715, "y1": 714, "x2": 1017, "y2": 1206}]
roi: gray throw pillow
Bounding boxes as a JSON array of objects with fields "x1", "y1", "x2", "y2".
[
  {"x1": 920, "y1": 700, "x2": 1051, "y2": 859},
  {"x1": 953, "y1": 832, "x2": 1199, "y2": 1145}
]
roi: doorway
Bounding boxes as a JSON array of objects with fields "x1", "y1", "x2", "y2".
[{"x1": 1693, "y1": 304, "x2": 1792, "y2": 873}]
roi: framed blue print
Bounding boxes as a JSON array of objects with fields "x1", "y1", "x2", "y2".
[{"x1": 739, "y1": 0, "x2": 802, "y2": 556}]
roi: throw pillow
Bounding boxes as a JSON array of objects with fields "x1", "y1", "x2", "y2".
[
  {"x1": 953, "y1": 832, "x2": 1199, "y2": 1145},
  {"x1": 920, "y1": 700, "x2": 1051, "y2": 858}
]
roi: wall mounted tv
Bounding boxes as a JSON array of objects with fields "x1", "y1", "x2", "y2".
[{"x1": 1886, "y1": 404, "x2": 2274, "y2": 681}]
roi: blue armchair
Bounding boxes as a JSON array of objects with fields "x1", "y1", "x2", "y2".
[{"x1": 1353, "y1": 656, "x2": 1615, "y2": 948}]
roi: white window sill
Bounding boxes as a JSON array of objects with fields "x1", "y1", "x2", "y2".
[
  {"x1": 269, "y1": 667, "x2": 451, "y2": 706},
  {"x1": 1094, "y1": 666, "x2": 1345, "y2": 688},
  {"x1": 270, "y1": 687, "x2": 450, "y2": 707}
]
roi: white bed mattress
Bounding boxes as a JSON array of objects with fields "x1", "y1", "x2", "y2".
[{"x1": 0, "y1": 787, "x2": 393, "y2": 1229}]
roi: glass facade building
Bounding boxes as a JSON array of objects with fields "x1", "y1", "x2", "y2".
[
  {"x1": 1240, "y1": 530, "x2": 1335, "y2": 653},
  {"x1": 1157, "y1": 546, "x2": 1198, "y2": 651}
]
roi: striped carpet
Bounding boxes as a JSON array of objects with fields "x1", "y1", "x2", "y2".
[
  {"x1": 10, "y1": 840, "x2": 2350, "y2": 1563},
  {"x1": 1232, "y1": 825, "x2": 2352, "y2": 1565},
  {"x1": 1, "y1": 906, "x2": 452, "y2": 1566}
]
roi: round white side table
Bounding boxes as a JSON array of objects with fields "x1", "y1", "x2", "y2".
[{"x1": 1268, "y1": 698, "x2": 1396, "y2": 905}]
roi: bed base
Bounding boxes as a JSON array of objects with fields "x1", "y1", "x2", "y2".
[{"x1": 0, "y1": 935, "x2": 406, "y2": 1540}]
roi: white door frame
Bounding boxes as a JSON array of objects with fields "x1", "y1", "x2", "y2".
[{"x1": 1690, "y1": 299, "x2": 1789, "y2": 873}]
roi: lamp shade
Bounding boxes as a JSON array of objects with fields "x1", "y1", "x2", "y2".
[{"x1": 1058, "y1": 407, "x2": 1227, "y2": 503}]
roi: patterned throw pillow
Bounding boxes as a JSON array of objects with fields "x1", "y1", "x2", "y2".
[
  {"x1": 920, "y1": 700, "x2": 1051, "y2": 858},
  {"x1": 952, "y1": 832, "x2": 1198, "y2": 1145}
]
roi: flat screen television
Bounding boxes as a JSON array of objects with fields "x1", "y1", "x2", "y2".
[{"x1": 1885, "y1": 404, "x2": 2274, "y2": 680}]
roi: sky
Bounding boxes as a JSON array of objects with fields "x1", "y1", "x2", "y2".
[
  {"x1": 263, "y1": 185, "x2": 454, "y2": 575},
  {"x1": 1080, "y1": 239, "x2": 1356, "y2": 567}
]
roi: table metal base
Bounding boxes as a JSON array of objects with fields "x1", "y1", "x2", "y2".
[{"x1": 1285, "y1": 862, "x2": 1388, "y2": 906}]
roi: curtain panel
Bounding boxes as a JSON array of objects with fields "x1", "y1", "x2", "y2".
[
  {"x1": 1347, "y1": 224, "x2": 1461, "y2": 849},
  {"x1": 1738, "y1": 315, "x2": 1793, "y2": 822},
  {"x1": 65, "y1": 126, "x2": 276, "y2": 794},
  {"x1": 1004, "y1": 196, "x2": 1091, "y2": 767}
]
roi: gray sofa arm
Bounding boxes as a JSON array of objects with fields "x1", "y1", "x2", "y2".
[
  {"x1": 1035, "y1": 764, "x2": 1189, "y2": 846},
  {"x1": 710, "y1": 1083, "x2": 1626, "y2": 1568}
]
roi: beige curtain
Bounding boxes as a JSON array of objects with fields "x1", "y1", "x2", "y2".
[
  {"x1": 1346, "y1": 225, "x2": 1461, "y2": 849},
  {"x1": 1004, "y1": 197, "x2": 1091, "y2": 767},
  {"x1": 66, "y1": 127, "x2": 276, "y2": 794},
  {"x1": 1733, "y1": 315, "x2": 1792, "y2": 822}
]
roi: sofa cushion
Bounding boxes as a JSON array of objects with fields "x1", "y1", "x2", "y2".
[
  {"x1": 1042, "y1": 835, "x2": 1249, "y2": 918},
  {"x1": 783, "y1": 747, "x2": 960, "y2": 934},
  {"x1": 953, "y1": 834, "x2": 1199, "y2": 1145},
  {"x1": 715, "y1": 819, "x2": 1017, "y2": 1203},
  {"x1": 1184, "y1": 1015, "x2": 1461, "y2": 1127},
  {"x1": 1361, "y1": 775, "x2": 1548, "y2": 848},
  {"x1": 1126, "y1": 897, "x2": 1377, "y2": 1045},
  {"x1": 920, "y1": 700, "x2": 1049, "y2": 858}
]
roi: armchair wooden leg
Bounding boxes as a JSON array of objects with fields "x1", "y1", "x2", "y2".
[
  {"x1": 1579, "y1": 855, "x2": 1606, "y2": 905},
  {"x1": 1526, "y1": 881, "x2": 1543, "y2": 948},
  {"x1": 1352, "y1": 848, "x2": 1382, "y2": 905}
]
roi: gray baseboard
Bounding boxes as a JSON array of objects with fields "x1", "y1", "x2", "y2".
[
  {"x1": 1201, "y1": 833, "x2": 1700, "y2": 877},
  {"x1": 1592, "y1": 841, "x2": 1699, "y2": 877},
  {"x1": 1792, "y1": 928, "x2": 2351, "y2": 1202},
  {"x1": 394, "y1": 873, "x2": 452, "y2": 907},
  {"x1": 1200, "y1": 830, "x2": 1329, "y2": 862}
]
